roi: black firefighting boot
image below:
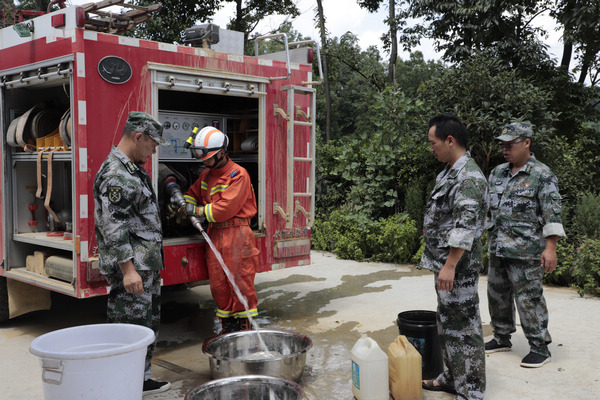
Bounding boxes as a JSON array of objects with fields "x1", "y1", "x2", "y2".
[{"x1": 219, "y1": 317, "x2": 240, "y2": 334}]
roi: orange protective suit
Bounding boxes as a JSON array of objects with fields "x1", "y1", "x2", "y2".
[{"x1": 184, "y1": 158, "x2": 260, "y2": 319}]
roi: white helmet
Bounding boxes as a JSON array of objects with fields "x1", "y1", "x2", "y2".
[{"x1": 188, "y1": 126, "x2": 229, "y2": 161}]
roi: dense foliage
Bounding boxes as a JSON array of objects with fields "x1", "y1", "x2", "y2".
[
  {"x1": 311, "y1": 1, "x2": 600, "y2": 297},
  {"x1": 128, "y1": 0, "x2": 298, "y2": 45},
  {"x1": 545, "y1": 192, "x2": 600, "y2": 297},
  {"x1": 312, "y1": 210, "x2": 418, "y2": 263},
  {"x1": 129, "y1": 0, "x2": 220, "y2": 44},
  {"x1": 417, "y1": 52, "x2": 558, "y2": 176}
]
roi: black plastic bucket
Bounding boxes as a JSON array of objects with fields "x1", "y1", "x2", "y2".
[{"x1": 396, "y1": 310, "x2": 444, "y2": 380}]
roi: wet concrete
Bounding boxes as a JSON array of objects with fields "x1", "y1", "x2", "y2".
[{"x1": 1, "y1": 251, "x2": 599, "y2": 399}]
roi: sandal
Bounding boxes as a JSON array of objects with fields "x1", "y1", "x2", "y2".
[{"x1": 422, "y1": 379, "x2": 457, "y2": 394}]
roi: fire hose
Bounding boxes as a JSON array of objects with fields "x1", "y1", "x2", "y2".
[{"x1": 164, "y1": 175, "x2": 204, "y2": 232}]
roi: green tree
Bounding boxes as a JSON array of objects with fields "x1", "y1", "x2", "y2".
[
  {"x1": 251, "y1": 22, "x2": 310, "y2": 54},
  {"x1": 553, "y1": 1, "x2": 600, "y2": 85},
  {"x1": 316, "y1": 33, "x2": 386, "y2": 141},
  {"x1": 129, "y1": 0, "x2": 220, "y2": 44},
  {"x1": 402, "y1": 0, "x2": 554, "y2": 75},
  {"x1": 129, "y1": 0, "x2": 299, "y2": 46},
  {"x1": 358, "y1": 0, "x2": 402, "y2": 85},
  {"x1": 315, "y1": 0, "x2": 332, "y2": 142},
  {"x1": 395, "y1": 51, "x2": 444, "y2": 96},
  {"x1": 1, "y1": 0, "x2": 48, "y2": 26},
  {"x1": 316, "y1": 86, "x2": 433, "y2": 220},
  {"x1": 417, "y1": 51, "x2": 558, "y2": 176},
  {"x1": 537, "y1": 123, "x2": 600, "y2": 224},
  {"x1": 223, "y1": 0, "x2": 299, "y2": 41}
]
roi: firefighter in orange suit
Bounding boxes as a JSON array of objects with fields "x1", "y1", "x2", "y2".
[{"x1": 181, "y1": 126, "x2": 260, "y2": 334}]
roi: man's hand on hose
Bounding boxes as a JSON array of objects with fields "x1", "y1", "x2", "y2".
[{"x1": 178, "y1": 203, "x2": 204, "y2": 218}]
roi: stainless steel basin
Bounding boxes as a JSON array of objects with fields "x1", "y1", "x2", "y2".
[
  {"x1": 185, "y1": 375, "x2": 303, "y2": 400},
  {"x1": 202, "y1": 329, "x2": 312, "y2": 382}
]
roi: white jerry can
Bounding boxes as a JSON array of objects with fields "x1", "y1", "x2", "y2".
[{"x1": 351, "y1": 334, "x2": 389, "y2": 400}]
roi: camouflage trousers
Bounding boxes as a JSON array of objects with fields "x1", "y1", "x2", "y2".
[
  {"x1": 434, "y1": 256, "x2": 486, "y2": 400},
  {"x1": 487, "y1": 254, "x2": 551, "y2": 357},
  {"x1": 105, "y1": 269, "x2": 161, "y2": 381}
]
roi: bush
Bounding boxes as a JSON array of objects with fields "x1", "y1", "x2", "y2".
[
  {"x1": 311, "y1": 209, "x2": 371, "y2": 261},
  {"x1": 571, "y1": 238, "x2": 600, "y2": 297},
  {"x1": 311, "y1": 217, "x2": 338, "y2": 253},
  {"x1": 572, "y1": 192, "x2": 600, "y2": 240},
  {"x1": 371, "y1": 214, "x2": 418, "y2": 263},
  {"x1": 404, "y1": 181, "x2": 425, "y2": 233},
  {"x1": 540, "y1": 190, "x2": 600, "y2": 297},
  {"x1": 543, "y1": 240, "x2": 576, "y2": 287},
  {"x1": 311, "y1": 210, "x2": 418, "y2": 263},
  {"x1": 411, "y1": 236, "x2": 424, "y2": 265},
  {"x1": 543, "y1": 238, "x2": 600, "y2": 297}
]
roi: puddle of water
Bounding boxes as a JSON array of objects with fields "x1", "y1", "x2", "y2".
[{"x1": 255, "y1": 269, "x2": 413, "y2": 329}]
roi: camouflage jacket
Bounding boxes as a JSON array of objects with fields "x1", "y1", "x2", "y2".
[
  {"x1": 487, "y1": 155, "x2": 565, "y2": 260},
  {"x1": 93, "y1": 146, "x2": 164, "y2": 275},
  {"x1": 420, "y1": 152, "x2": 489, "y2": 273}
]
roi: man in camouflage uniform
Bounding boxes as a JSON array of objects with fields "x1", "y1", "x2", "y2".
[
  {"x1": 420, "y1": 113, "x2": 487, "y2": 400},
  {"x1": 486, "y1": 122, "x2": 565, "y2": 368},
  {"x1": 93, "y1": 112, "x2": 171, "y2": 395}
]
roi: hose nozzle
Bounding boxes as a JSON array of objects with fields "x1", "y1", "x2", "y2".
[{"x1": 164, "y1": 175, "x2": 205, "y2": 232}]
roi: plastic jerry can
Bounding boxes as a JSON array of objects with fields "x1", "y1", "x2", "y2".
[
  {"x1": 351, "y1": 334, "x2": 389, "y2": 400},
  {"x1": 387, "y1": 335, "x2": 422, "y2": 400}
]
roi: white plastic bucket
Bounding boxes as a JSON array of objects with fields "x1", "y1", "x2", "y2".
[{"x1": 29, "y1": 323, "x2": 155, "y2": 400}]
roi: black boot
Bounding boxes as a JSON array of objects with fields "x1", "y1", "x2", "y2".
[{"x1": 219, "y1": 317, "x2": 240, "y2": 334}]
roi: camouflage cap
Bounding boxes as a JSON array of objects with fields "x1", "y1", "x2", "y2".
[
  {"x1": 495, "y1": 122, "x2": 533, "y2": 142},
  {"x1": 125, "y1": 111, "x2": 170, "y2": 146}
]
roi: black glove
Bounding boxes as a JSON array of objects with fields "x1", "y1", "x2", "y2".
[{"x1": 179, "y1": 203, "x2": 204, "y2": 218}]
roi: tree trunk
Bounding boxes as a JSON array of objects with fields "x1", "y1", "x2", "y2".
[
  {"x1": 388, "y1": 0, "x2": 397, "y2": 85},
  {"x1": 561, "y1": 42, "x2": 573, "y2": 70},
  {"x1": 578, "y1": 62, "x2": 589, "y2": 84},
  {"x1": 559, "y1": 0, "x2": 576, "y2": 71},
  {"x1": 316, "y1": 0, "x2": 332, "y2": 142},
  {"x1": 234, "y1": 0, "x2": 243, "y2": 32}
]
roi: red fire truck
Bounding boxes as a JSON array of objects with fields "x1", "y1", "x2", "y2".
[{"x1": 0, "y1": 2, "x2": 319, "y2": 322}]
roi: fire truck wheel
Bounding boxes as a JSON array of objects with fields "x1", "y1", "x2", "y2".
[{"x1": 0, "y1": 277, "x2": 8, "y2": 323}]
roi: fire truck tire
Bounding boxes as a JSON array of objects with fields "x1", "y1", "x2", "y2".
[{"x1": 0, "y1": 276, "x2": 8, "y2": 323}]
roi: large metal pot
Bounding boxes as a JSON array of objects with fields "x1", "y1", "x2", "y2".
[
  {"x1": 185, "y1": 375, "x2": 303, "y2": 400},
  {"x1": 202, "y1": 329, "x2": 312, "y2": 382}
]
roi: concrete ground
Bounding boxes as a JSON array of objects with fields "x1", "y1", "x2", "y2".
[{"x1": 1, "y1": 250, "x2": 599, "y2": 399}]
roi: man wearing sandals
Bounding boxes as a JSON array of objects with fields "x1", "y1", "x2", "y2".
[{"x1": 419, "y1": 113, "x2": 488, "y2": 399}]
